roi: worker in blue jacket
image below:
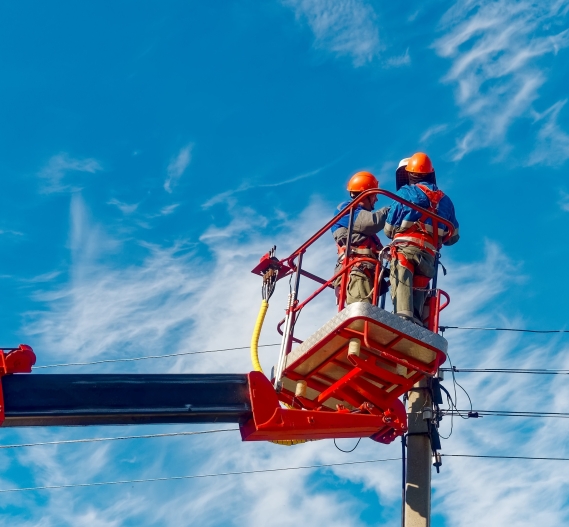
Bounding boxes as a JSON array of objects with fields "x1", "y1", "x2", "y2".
[
  {"x1": 385, "y1": 153, "x2": 459, "y2": 325},
  {"x1": 331, "y1": 171, "x2": 389, "y2": 305}
]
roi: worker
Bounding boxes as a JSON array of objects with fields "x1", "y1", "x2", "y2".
[
  {"x1": 385, "y1": 153, "x2": 459, "y2": 325},
  {"x1": 331, "y1": 171, "x2": 390, "y2": 305}
]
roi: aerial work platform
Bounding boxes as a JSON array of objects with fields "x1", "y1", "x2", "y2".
[{"x1": 243, "y1": 189, "x2": 454, "y2": 444}]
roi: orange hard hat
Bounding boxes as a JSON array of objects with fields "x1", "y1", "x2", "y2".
[
  {"x1": 346, "y1": 171, "x2": 378, "y2": 192},
  {"x1": 405, "y1": 152, "x2": 434, "y2": 174}
]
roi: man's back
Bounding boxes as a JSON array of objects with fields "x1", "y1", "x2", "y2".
[{"x1": 385, "y1": 183, "x2": 459, "y2": 247}]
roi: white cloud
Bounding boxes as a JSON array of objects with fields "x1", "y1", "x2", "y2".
[
  {"x1": 202, "y1": 166, "x2": 324, "y2": 208},
  {"x1": 164, "y1": 144, "x2": 193, "y2": 193},
  {"x1": 433, "y1": 0, "x2": 569, "y2": 160},
  {"x1": 528, "y1": 100, "x2": 569, "y2": 166},
  {"x1": 420, "y1": 124, "x2": 449, "y2": 143},
  {"x1": 107, "y1": 198, "x2": 139, "y2": 215},
  {"x1": 282, "y1": 0, "x2": 381, "y2": 66},
  {"x1": 559, "y1": 191, "x2": 569, "y2": 212},
  {"x1": 386, "y1": 47, "x2": 410, "y2": 67},
  {"x1": 38, "y1": 154, "x2": 102, "y2": 194}
]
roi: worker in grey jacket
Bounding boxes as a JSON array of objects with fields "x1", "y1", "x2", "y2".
[{"x1": 331, "y1": 171, "x2": 389, "y2": 305}]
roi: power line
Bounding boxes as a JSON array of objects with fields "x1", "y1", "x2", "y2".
[
  {"x1": 4, "y1": 452, "x2": 569, "y2": 493},
  {"x1": 442, "y1": 454, "x2": 569, "y2": 461},
  {"x1": 441, "y1": 367, "x2": 569, "y2": 375},
  {"x1": 440, "y1": 325, "x2": 569, "y2": 334},
  {"x1": 33, "y1": 324, "x2": 569, "y2": 370},
  {"x1": 7, "y1": 407, "x2": 568, "y2": 451},
  {"x1": 33, "y1": 344, "x2": 280, "y2": 369},
  {"x1": 0, "y1": 457, "x2": 401, "y2": 494},
  {"x1": 30, "y1": 323, "x2": 569, "y2": 370},
  {"x1": 0, "y1": 428, "x2": 238, "y2": 450},
  {"x1": 441, "y1": 410, "x2": 569, "y2": 419}
]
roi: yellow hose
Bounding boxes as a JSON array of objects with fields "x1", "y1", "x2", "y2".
[
  {"x1": 250, "y1": 299, "x2": 307, "y2": 446},
  {"x1": 250, "y1": 299, "x2": 269, "y2": 374}
]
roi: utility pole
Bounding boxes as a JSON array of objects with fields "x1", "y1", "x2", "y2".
[{"x1": 404, "y1": 379, "x2": 432, "y2": 527}]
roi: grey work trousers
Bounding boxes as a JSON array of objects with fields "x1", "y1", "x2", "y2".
[
  {"x1": 346, "y1": 269, "x2": 373, "y2": 305},
  {"x1": 390, "y1": 245, "x2": 435, "y2": 321},
  {"x1": 334, "y1": 266, "x2": 374, "y2": 305}
]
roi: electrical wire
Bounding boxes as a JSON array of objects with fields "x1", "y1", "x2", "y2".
[
  {"x1": 0, "y1": 457, "x2": 402, "y2": 494},
  {"x1": 441, "y1": 367, "x2": 569, "y2": 375},
  {"x1": 29, "y1": 326, "x2": 569, "y2": 370},
  {"x1": 4, "y1": 452, "x2": 569, "y2": 493},
  {"x1": 0, "y1": 428, "x2": 238, "y2": 450},
  {"x1": 442, "y1": 410, "x2": 569, "y2": 419},
  {"x1": 28, "y1": 324, "x2": 569, "y2": 375},
  {"x1": 333, "y1": 438, "x2": 361, "y2": 453},
  {"x1": 33, "y1": 344, "x2": 280, "y2": 369},
  {"x1": 440, "y1": 326, "x2": 569, "y2": 334},
  {"x1": 441, "y1": 454, "x2": 569, "y2": 461},
  {"x1": 9, "y1": 406, "x2": 568, "y2": 452}
]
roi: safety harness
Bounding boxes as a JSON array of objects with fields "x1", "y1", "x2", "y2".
[
  {"x1": 336, "y1": 235, "x2": 382, "y2": 285},
  {"x1": 391, "y1": 184, "x2": 445, "y2": 284},
  {"x1": 392, "y1": 184, "x2": 445, "y2": 257}
]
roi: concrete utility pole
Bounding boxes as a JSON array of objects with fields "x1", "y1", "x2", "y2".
[{"x1": 404, "y1": 379, "x2": 432, "y2": 527}]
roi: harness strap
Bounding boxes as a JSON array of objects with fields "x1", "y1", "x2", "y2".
[
  {"x1": 390, "y1": 246, "x2": 432, "y2": 287},
  {"x1": 393, "y1": 184, "x2": 446, "y2": 251},
  {"x1": 415, "y1": 184, "x2": 445, "y2": 213},
  {"x1": 336, "y1": 235, "x2": 383, "y2": 257},
  {"x1": 390, "y1": 246, "x2": 414, "y2": 273}
]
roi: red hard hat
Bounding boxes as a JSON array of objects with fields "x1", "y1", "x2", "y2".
[
  {"x1": 347, "y1": 171, "x2": 378, "y2": 192},
  {"x1": 405, "y1": 153, "x2": 434, "y2": 174}
]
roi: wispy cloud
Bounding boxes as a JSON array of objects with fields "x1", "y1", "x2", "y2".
[
  {"x1": 164, "y1": 144, "x2": 193, "y2": 193},
  {"x1": 38, "y1": 154, "x2": 102, "y2": 194},
  {"x1": 282, "y1": 0, "x2": 381, "y2": 66},
  {"x1": 433, "y1": 0, "x2": 569, "y2": 160},
  {"x1": 385, "y1": 48, "x2": 410, "y2": 67},
  {"x1": 157, "y1": 203, "x2": 179, "y2": 216},
  {"x1": 21, "y1": 271, "x2": 62, "y2": 284},
  {"x1": 107, "y1": 198, "x2": 139, "y2": 215},
  {"x1": 528, "y1": 100, "x2": 569, "y2": 166},
  {"x1": 420, "y1": 124, "x2": 449, "y2": 143},
  {"x1": 559, "y1": 191, "x2": 569, "y2": 212},
  {"x1": 202, "y1": 166, "x2": 323, "y2": 208}
]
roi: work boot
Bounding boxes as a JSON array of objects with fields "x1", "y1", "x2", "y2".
[{"x1": 396, "y1": 312, "x2": 424, "y2": 327}]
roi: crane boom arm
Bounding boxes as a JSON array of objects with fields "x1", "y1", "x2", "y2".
[{"x1": 1, "y1": 373, "x2": 251, "y2": 427}]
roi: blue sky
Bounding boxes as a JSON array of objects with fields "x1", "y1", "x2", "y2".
[{"x1": 1, "y1": 0, "x2": 569, "y2": 525}]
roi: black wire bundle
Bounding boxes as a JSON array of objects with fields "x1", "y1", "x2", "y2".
[{"x1": 262, "y1": 246, "x2": 279, "y2": 301}]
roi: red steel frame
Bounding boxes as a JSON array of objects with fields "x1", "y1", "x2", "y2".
[
  {"x1": 0, "y1": 345, "x2": 36, "y2": 425},
  {"x1": 243, "y1": 189, "x2": 455, "y2": 443}
]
